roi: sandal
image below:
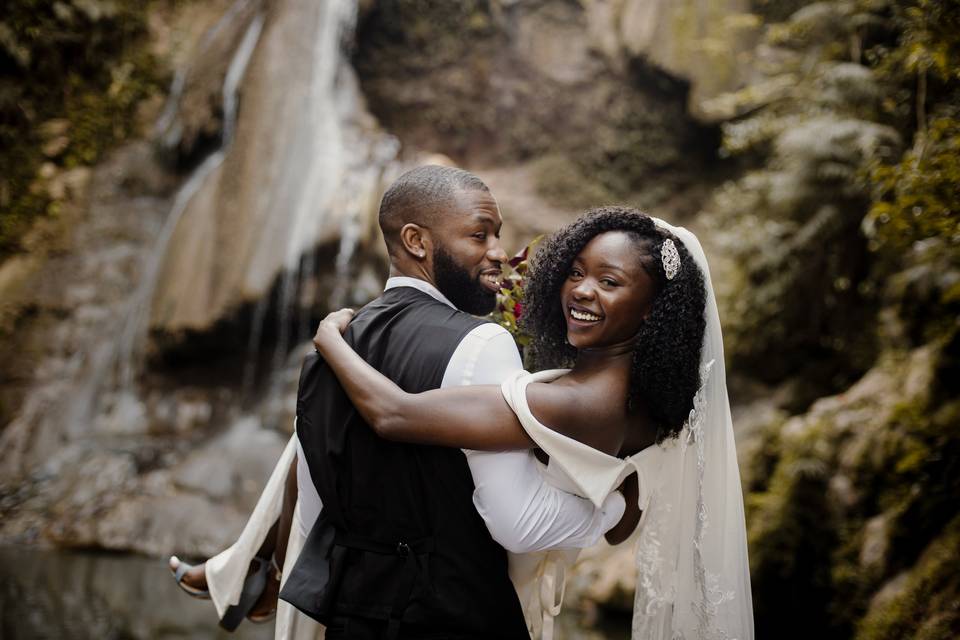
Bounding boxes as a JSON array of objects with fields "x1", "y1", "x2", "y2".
[
  {"x1": 169, "y1": 556, "x2": 211, "y2": 600},
  {"x1": 247, "y1": 556, "x2": 281, "y2": 624},
  {"x1": 219, "y1": 555, "x2": 271, "y2": 631}
]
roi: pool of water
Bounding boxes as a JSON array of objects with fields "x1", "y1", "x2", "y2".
[{"x1": 0, "y1": 546, "x2": 629, "y2": 639}]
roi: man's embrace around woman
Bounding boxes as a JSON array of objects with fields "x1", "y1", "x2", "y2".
[{"x1": 170, "y1": 165, "x2": 753, "y2": 640}]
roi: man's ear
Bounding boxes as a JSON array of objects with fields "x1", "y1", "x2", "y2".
[{"x1": 400, "y1": 223, "x2": 431, "y2": 260}]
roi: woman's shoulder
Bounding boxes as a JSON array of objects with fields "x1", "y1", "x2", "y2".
[{"x1": 525, "y1": 378, "x2": 622, "y2": 456}]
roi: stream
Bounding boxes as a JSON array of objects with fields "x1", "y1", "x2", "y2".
[{"x1": 0, "y1": 546, "x2": 630, "y2": 640}]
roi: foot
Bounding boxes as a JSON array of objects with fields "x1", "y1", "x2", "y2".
[
  {"x1": 247, "y1": 559, "x2": 280, "y2": 622},
  {"x1": 169, "y1": 556, "x2": 209, "y2": 593}
]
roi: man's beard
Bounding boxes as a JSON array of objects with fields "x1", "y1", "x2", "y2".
[{"x1": 433, "y1": 245, "x2": 497, "y2": 316}]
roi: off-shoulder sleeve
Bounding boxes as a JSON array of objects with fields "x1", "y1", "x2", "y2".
[{"x1": 500, "y1": 369, "x2": 639, "y2": 508}]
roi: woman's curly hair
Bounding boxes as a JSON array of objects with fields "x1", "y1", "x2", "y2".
[{"x1": 521, "y1": 206, "x2": 707, "y2": 443}]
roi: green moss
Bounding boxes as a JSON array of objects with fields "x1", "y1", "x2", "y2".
[
  {"x1": 856, "y1": 516, "x2": 960, "y2": 640},
  {"x1": 865, "y1": 107, "x2": 960, "y2": 255},
  {"x1": 748, "y1": 422, "x2": 844, "y2": 638},
  {"x1": 0, "y1": 0, "x2": 164, "y2": 257},
  {"x1": 746, "y1": 340, "x2": 960, "y2": 637}
]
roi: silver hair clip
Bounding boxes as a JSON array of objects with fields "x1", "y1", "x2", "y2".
[{"x1": 662, "y1": 238, "x2": 681, "y2": 280}]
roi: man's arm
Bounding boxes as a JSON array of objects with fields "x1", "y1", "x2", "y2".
[{"x1": 448, "y1": 324, "x2": 625, "y2": 553}]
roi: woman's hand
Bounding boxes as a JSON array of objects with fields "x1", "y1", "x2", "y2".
[{"x1": 313, "y1": 308, "x2": 354, "y2": 353}]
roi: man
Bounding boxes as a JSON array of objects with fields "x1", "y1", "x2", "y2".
[{"x1": 280, "y1": 165, "x2": 624, "y2": 639}]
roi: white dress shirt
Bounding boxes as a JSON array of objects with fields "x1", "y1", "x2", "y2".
[{"x1": 295, "y1": 276, "x2": 625, "y2": 551}]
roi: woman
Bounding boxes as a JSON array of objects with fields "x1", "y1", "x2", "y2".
[{"x1": 311, "y1": 207, "x2": 754, "y2": 639}]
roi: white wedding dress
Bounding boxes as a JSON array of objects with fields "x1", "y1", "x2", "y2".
[{"x1": 504, "y1": 219, "x2": 754, "y2": 640}]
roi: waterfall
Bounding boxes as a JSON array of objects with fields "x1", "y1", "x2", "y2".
[
  {"x1": 153, "y1": 0, "x2": 258, "y2": 150},
  {"x1": 117, "y1": 7, "x2": 266, "y2": 389},
  {"x1": 115, "y1": 0, "x2": 402, "y2": 395},
  {"x1": 2, "y1": 0, "x2": 403, "y2": 486}
]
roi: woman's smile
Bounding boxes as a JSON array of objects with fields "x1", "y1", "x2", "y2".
[
  {"x1": 567, "y1": 302, "x2": 604, "y2": 326},
  {"x1": 560, "y1": 231, "x2": 656, "y2": 349}
]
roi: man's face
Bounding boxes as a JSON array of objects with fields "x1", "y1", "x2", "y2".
[{"x1": 431, "y1": 189, "x2": 508, "y2": 315}]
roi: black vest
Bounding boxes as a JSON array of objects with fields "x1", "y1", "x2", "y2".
[{"x1": 280, "y1": 287, "x2": 529, "y2": 639}]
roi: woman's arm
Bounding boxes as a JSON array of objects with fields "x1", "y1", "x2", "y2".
[
  {"x1": 604, "y1": 472, "x2": 641, "y2": 545},
  {"x1": 312, "y1": 310, "x2": 535, "y2": 450}
]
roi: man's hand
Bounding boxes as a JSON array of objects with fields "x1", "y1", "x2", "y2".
[{"x1": 313, "y1": 308, "x2": 354, "y2": 353}]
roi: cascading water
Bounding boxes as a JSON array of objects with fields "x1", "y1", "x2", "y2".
[
  {"x1": 153, "y1": 0, "x2": 258, "y2": 149},
  {"x1": 124, "y1": 0, "x2": 402, "y2": 389},
  {"x1": 0, "y1": 0, "x2": 402, "y2": 553},
  {"x1": 117, "y1": 6, "x2": 266, "y2": 390}
]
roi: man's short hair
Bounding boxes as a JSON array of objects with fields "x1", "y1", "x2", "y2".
[{"x1": 378, "y1": 165, "x2": 490, "y2": 252}]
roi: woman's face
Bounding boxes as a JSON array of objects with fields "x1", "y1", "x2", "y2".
[{"x1": 560, "y1": 231, "x2": 657, "y2": 350}]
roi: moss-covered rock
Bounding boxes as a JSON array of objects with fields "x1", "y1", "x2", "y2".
[
  {"x1": 857, "y1": 515, "x2": 960, "y2": 640},
  {"x1": 0, "y1": 0, "x2": 163, "y2": 257},
  {"x1": 746, "y1": 327, "x2": 960, "y2": 638}
]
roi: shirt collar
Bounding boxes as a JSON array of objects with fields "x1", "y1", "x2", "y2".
[{"x1": 385, "y1": 276, "x2": 456, "y2": 310}]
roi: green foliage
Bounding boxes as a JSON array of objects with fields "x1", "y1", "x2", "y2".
[
  {"x1": 865, "y1": 107, "x2": 960, "y2": 253},
  {"x1": 0, "y1": 0, "x2": 163, "y2": 255},
  {"x1": 712, "y1": 0, "x2": 960, "y2": 388},
  {"x1": 726, "y1": 0, "x2": 960, "y2": 636},
  {"x1": 711, "y1": 1, "x2": 901, "y2": 385},
  {"x1": 869, "y1": 0, "x2": 960, "y2": 85}
]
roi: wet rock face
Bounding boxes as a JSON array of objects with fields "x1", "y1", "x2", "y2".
[
  {"x1": 148, "y1": 0, "x2": 400, "y2": 340},
  {"x1": 0, "y1": 137, "x2": 295, "y2": 556},
  {"x1": 0, "y1": 0, "x2": 393, "y2": 555},
  {"x1": 152, "y1": 0, "x2": 265, "y2": 169},
  {"x1": 353, "y1": 0, "x2": 717, "y2": 197}
]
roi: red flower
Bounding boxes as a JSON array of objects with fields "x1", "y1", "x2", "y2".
[{"x1": 508, "y1": 245, "x2": 529, "y2": 269}]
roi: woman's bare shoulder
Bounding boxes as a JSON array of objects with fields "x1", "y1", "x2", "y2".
[{"x1": 525, "y1": 379, "x2": 622, "y2": 455}]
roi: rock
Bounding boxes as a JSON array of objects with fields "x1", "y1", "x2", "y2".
[
  {"x1": 41, "y1": 136, "x2": 70, "y2": 159},
  {"x1": 150, "y1": 0, "x2": 400, "y2": 336},
  {"x1": 152, "y1": 0, "x2": 260, "y2": 163},
  {"x1": 38, "y1": 119, "x2": 70, "y2": 139},
  {"x1": 584, "y1": 0, "x2": 763, "y2": 120},
  {"x1": 515, "y1": 2, "x2": 602, "y2": 84},
  {"x1": 860, "y1": 513, "x2": 889, "y2": 570},
  {"x1": 173, "y1": 397, "x2": 212, "y2": 433},
  {"x1": 38, "y1": 162, "x2": 57, "y2": 180},
  {"x1": 172, "y1": 415, "x2": 285, "y2": 509},
  {"x1": 868, "y1": 570, "x2": 910, "y2": 611},
  {"x1": 94, "y1": 494, "x2": 248, "y2": 557},
  {"x1": 570, "y1": 539, "x2": 637, "y2": 613},
  {"x1": 73, "y1": 0, "x2": 118, "y2": 22}
]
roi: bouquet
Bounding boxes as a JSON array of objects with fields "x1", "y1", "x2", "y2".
[{"x1": 491, "y1": 237, "x2": 541, "y2": 355}]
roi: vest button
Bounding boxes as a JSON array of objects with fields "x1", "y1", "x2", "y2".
[{"x1": 397, "y1": 542, "x2": 410, "y2": 557}]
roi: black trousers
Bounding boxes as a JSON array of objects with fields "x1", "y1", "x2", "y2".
[{"x1": 323, "y1": 616, "x2": 493, "y2": 640}]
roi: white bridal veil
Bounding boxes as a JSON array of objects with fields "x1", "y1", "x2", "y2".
[{"x1": 631, "y1": 219, "x2": 755, "y2": 639}]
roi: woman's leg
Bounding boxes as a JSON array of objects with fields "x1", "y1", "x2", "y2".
[
  {"x1": 204, "y1": 435, "x2": 298, "y2": 618},
  {"x1": 248, "y1": 453, "x2": 299, "y2": 618}
]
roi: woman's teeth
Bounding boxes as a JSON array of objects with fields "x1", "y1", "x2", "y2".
[{"x1": 570, "y1": 308, "x2": 601, "y2": 322}]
